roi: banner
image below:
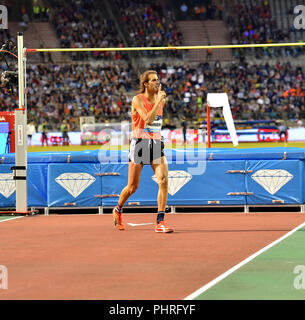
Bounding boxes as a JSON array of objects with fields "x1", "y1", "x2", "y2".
[
  {"x1": 30, "y1": 132, "x2": 82, "y2": 146},
  {"x1": 27, "y1": 128, "x2": 305, "y2": 146}
]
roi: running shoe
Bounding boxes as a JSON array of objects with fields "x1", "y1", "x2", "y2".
[
  {"x1": 155, "y1": 221, "x2": 174, "y2": 233},
  {"x1": 113, "y1": 207, "x2": 125, "y2": 230}
]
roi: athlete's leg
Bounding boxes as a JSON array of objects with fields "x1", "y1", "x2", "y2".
[
  {"x1": 113, "y1": 161, "x2": 144, "y2": 230},
  {"x1": 151, "y1": 156, "x2": 173, "y2": 233},
  {"x1": 118, "y1": 161, "x2": 144, "y2": 208},
  {"x1": 151, "y1": 156, "x2": 168, "y2": 212}
]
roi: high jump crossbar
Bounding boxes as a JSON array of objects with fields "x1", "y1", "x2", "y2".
[
  {"x1": 25, "y1": 41, "x2": 305, "y2": 53},
  {"x1": 16, "y1": 39, "x2": 305, "y2": 211}
]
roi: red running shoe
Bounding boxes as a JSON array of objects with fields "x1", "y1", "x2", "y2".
[
  {"x1": 155, "y1": 221, "x2": 174, "y2": 233},
  {"x1": 113, "y1": 207, "x2": 125, "y2": 230}
]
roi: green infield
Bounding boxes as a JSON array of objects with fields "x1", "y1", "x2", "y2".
[
  {"x1": 190, "y1": 224, "x2": 305, "y2": 300},
  {"x1": 0, "y1": 216, "x2": 19, "y2": 222}
]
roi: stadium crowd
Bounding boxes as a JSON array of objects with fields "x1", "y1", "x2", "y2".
[
  {"x1": 1, "y1": 59, "x2": 305, "y2": 131},
  {"x1": 227, "y1": 1, "x2": 305, "y2": 59},
  {"x1": 115, "y1": 0, "x2": 184, "y2": 58},
  {"x1": 46, "y1": 0, "x2": 185, "y2": 60},
  {"x1": 48, "y1": 0, "x2": 126, "y2": 61},
  {"x1": 0, "y1": 0, "x2": 304, "y2": 134},
  {"x1": 177, "y1": 0, "x2": 222, "y2": 20},
  {"x1": 0, "y1": 62, "x2": 135, "y2": 131},
  {"x1": 153, "y1": 60, "x2": 305, "y2": 123},
  {"x1": 0, "y1": 59, "x2": 302, "y2": 132}
]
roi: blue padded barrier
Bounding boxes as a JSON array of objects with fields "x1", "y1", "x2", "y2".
[
  {"x1": 0, "y1": 163, "x2": 48, "y2": 207},
  {"x1": 0, "y1": 147, "x2": 304, "y2": 207},
  {"x1": 48, "y1": 163, "x2": 102, "y2": 207},
  {"x1": 0, "y1": 164, "x2": 16, "y2": 207},
  {"x1": 245, "y1": 160, "x2": 303, "y2": 204}
]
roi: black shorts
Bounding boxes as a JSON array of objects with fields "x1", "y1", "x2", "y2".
[{"x1": 129, "y1": 138, "x2": 165, "y2": 165}]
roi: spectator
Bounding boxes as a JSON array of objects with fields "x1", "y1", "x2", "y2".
[
  {"x1": 199, "y1": 5, "x2": 207, "y2": 20},
  {"x1": 277, "y1": 122, "x2": 288, "y2": 142},
  {"x1": 33, "y1": 2, "x2": 40, "y2": 20},
  {"x1": 27, "y1": 121, "x2": 36, "y2": 146},
  {"x1": 60, "y1": 119, "x2": 70, "y2": 146},
  {"x1": 218, "y1": 3, "x2": 223, "y2": 20},
  {"x1": 41, "y1": 120, "x2": 48, "y2": 146},
  {"x1": 181, "y1": 116, "x2": 187, "y2": 145}
]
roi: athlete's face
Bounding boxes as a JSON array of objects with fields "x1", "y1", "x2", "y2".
[{"x1": 146, "y1": 74, "x2": 159, "y2": 93}]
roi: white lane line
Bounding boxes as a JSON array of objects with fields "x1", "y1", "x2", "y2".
[
  {"x1": 184, "y1": 221, "x2": 305, "y2": 300},
  {"x1": 127, "y1": 222, "x2": 154, "y2": 227},
  {"x1": 0, "y1": 216, "x2": 24, "y2": 223}
]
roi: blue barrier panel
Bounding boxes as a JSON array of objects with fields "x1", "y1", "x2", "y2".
[
  {"x1": 0, "y1": 165, "x2": 16, "y2": 207},
  {"x1": 100, "y1": 161, "x2": 246, "y2": 206},
  {"x1": 48, "y1": 163, "x2": 102, "y2": 207},
  {"x1": 102, "y1": 164, "x2": 158, "y2": 206},
  {"x1": 245, "y1": 160, "x2": 303, "y2": 204},
  {"x1": 27, "y1": 164, "x2": 48, "y2": 206},
  {"x1": 100, "y1": 163, "x2": 128, "y2": 206},
  {"x1": 166, "y1": 161, "x2": 246, "y2": 205},
  {"x1": 0, "y1": 164, "x2": 48, "y2": 207}
]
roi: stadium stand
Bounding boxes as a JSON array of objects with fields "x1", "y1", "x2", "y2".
[
  {"x1": 151, "y1": 60, "x2": 305, "y2": 125},
  {"x1": 48, "y1": 0, "x2": 127, "y2": 61},
  {"x1": 112, "y1": 0, "x2": 184, "y2": 60},
  {"x1": 227, "y1": 0, "x2": 305, "y2": 60},
  {"x1": 0, "y1": 0, "x2": 304, "y2": 133}
]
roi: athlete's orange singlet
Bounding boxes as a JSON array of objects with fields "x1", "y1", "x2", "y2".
[{"x1": 132, "y1": 94, "x2": 163, "y2": 140}]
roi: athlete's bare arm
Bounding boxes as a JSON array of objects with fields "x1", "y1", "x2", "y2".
[{"x1": 132, "y1": 85, "x2": 166, "y2": 125}]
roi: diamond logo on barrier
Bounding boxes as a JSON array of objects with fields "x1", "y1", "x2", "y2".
[
  {"x1": 55, "y1": 173, "x2": 96, "y2": 198},
  {"x1": 251, "y1": 169, "x2": 293, "y2": 195},
  {"x1": 152, "y1": 170, "x2": 192, "y2": 196},
  {"x1": 0, "y1": 173, "x2": 15, "y2": 198}
]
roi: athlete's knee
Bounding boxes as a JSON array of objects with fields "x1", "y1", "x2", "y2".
[
  {"x1": 127, "y1": 183, "x2": 138, "y2": 195},
  {"x1": 158, "y1": 176, "x2": 168, "y2": 188}
]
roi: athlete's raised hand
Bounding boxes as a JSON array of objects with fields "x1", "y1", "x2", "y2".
[{"x1": 157, "y1": 84, "x2": 166, "y2": 102}]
